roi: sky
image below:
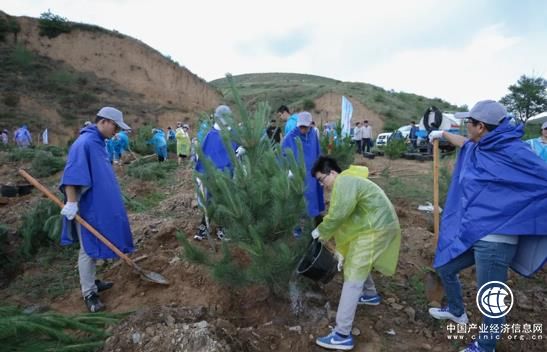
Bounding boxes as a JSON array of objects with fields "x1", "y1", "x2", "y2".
[{"x1": 3, "y1": 0, "x2": 547, "y2": 107}]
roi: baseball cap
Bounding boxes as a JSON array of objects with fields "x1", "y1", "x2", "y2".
[
  {"x1": 97, "y1": 107, "x2": 131, "y2": 130},
  {"x1": 297, "y1": 111, "x2": 313, "y2": 127},
  {"x1": 459, "y1": 100, "x2": 507, "y2": 126},
  {"x1": 542, "y1": 121, "x2": 547, "y2": 130}
]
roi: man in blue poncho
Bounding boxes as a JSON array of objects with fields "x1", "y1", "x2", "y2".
[
  {"x1": 14, "y1": 124, "x2": 32, "y2": 148},
  {"x1": 60, "y1": 106, "x2": 134, "y2": 313},
  {"x1": 428, "y1": 100, "x2": 547, "y2": 352},
  {"x1": 149, "y1": 128, "x2": 168, "y2": 162},
  {"x1": 117, "y1": 130, "x2": 130, "y2": 161},
  {"x1": 282, "y1": 111, "x2": 325, "y2": 235},
  {"x1": 194, "y1": 105, "x2": 244, "y2": 241}
]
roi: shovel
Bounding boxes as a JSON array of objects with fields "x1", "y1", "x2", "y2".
[
  {"x1": 424, "y1": 139, "x2": 444, "y2": 303},
  {"x1": 18, "y1": 169, "x2": 169, "y2": 285}
]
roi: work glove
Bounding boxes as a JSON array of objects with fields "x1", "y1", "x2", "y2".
[
  {"x1": 235, "y1": 146, "x2": 246, "y2": 157},
  {"x1": 335, "y1": 251, "x2": 344, "y2": 271},
  {"x1": 311, "y1": 227, "x2": 320, "y2": 239},
  {"x1": 61, "y1": 201, "x2": 78, "y2": 220},
  {"x1": 428, "y1": 130, "x2": 444, "y2": 143}
]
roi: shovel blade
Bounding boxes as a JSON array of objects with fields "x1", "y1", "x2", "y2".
[
  {"x1": 424, "y1": 271, "x2": 444, "y2": 303},
  {"x1": 141, "y1": 271, "x2": 170, "y2": 285}
]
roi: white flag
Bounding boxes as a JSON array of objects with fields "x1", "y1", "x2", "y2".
[
  {"x1": 42, "y1": 129, "x2": 49, "y2": 144},
  {"x1": 341, "y1": 96, "x2": 353, "y2": 138}
]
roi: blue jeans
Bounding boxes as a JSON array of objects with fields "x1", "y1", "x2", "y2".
[{"x1": 436, "y1": 240, "x2": 517, "y2": 352}]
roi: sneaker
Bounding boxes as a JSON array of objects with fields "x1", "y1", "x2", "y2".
[
  {"x1": 216, "y1": 227, "x2": 227, "y2": 240},
  {"x1": 429, "y1": 306, "x2": 469, "y2": 324},
  {"x1": 84, "y1": 292, "x2": 105, "y2": 313},
  {"x1": 459, "y1": 342, "x2": 493, "y2": 352},
  {"x1": 292, "y1": 226, "x2": 303, "y2": 238},
  {"x1": 193, "y1": 224, "x2": 209, "y2": 241},
  {"x1": 358, "y1": 293, "x2": 382, "y2": 305},
  {"x1": 95, "y1": 280, "x2": 113, "y2": 292},
  {"x1": 315, "y1": 331, "x2": 354, "y2": 351}
]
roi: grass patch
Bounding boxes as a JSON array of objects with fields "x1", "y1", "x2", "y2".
[
  {"x1": 123, "y1": 191, "x2": 165, "y2": 212},
  {"x1": 127, "y1": 159, "x2": 177, "y2": 180},
  {"x1": 6, "y1": 245, "x2": 78, "y2": 300}
]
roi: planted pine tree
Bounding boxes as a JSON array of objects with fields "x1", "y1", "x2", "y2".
[
  {"x1": 180, "y1": 75, "x2": 309, "y2": 295},
  {"x1": 0, "y1": 305, "x2": 123, "y2": 351}
]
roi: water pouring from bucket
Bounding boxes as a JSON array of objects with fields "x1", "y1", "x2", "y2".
[{"x1": 296, "y1": 239, "x2": 338, "y2": 284}]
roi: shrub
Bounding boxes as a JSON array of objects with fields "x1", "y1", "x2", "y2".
[
  {"x1": 38, "y1": 10, "x2": 71, "y2": 38},
  {"x1": 9, "y1": 45, "x2": 33, "y2": 71},
  {"x1": 47, "y1": 70, "x2": 77, "y2": 91},
  {"x1": 384, "y1": 139, "x2": 407, "y2": 159},
  {"x1": 19, "y1": 199, "x2": 61, "y2": 257},
  {"x1": 130, "y1": 127, "x2": 154, "y2": 154},
  {"x1": 30, "y1": 151, "x2": 65, "y2": 177},
  {"x1": 7, "y1": 148, "x2": 37, "y2": 161},
  {"x1": 0, "y1": 16, "x2": 20, "y2": 42},
  {"x1": 302, "y1": 98, "x2": 316, "y2": 111},
  {"x1": 37, "y1": 144, "x2": 66, "y2": 157}
]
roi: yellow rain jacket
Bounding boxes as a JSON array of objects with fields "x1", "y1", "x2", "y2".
[
  {"x1": 175, "y1": 128, "x2": 191, "y2": 156},
  {"x1": 317, "y1": 165, "x2": 401, "y2": 282}
]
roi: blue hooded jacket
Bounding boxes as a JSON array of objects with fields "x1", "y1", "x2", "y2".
[
  {"x1": 282, "y1": 127, "x2": 325, "y2": 217},
  {"x1": 434, "y1": 119, "x2": 547, "y2": 276},
  {"x1": 149, "y1": 129, "x2": 168, "y2": 159},
  {"x1": 195, "y1": 127, "x2": 238, "y2": 174},
  {"x1": 60, "y1": 125, "x2": 134, "y2": 258}
]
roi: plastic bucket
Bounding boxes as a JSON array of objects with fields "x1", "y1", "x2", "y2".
[
  {"x1": 296, "y1": 240, "x2": 338, "y2": 284},
  {"x1": 17, "y1": 184, "x2": 33, "y2": 196},
  {"x1": 1, "y1": 185, "x2": 18, "y2": 198}
]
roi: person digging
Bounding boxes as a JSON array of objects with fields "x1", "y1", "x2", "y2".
[
  {"x1": 311, "y1": 156, "x2": 401, "y2": 350},
  {"x1": 60, "y1": 107, "x2": 134, "y2": 313}
]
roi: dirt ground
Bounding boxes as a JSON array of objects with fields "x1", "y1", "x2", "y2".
[{"x1": 0, "y1": 154, "x2": 545, "y2": 352}]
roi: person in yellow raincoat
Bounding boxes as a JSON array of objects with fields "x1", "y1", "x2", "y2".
[
  {"x1": 311, "y1": 156, "x2": 401, "y2": 351},
  {"x1": 175, "y1": 122, "x2": 191, "y2": 165}
]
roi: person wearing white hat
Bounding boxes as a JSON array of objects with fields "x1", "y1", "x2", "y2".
[
  {"x1": 59, "y1": 106, "x2": 134, "y2": 313},
  {"x1": 525, "y1": 121, "x2": 547, "y2": 162},
  {"x1": 281, "y1": 111, "x2": 325, "y2": 237}
]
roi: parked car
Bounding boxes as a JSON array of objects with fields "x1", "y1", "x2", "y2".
[{"x1": 375, "y1": 132, "x2": 392, "y2": 147}]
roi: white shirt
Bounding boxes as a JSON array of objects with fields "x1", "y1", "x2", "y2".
[
  {"x1": 352, "y1": 126, "x2": 362, "y2": 140},
  {"x1": 362, "y1": 125, "x2": 372, "y2": 139}
]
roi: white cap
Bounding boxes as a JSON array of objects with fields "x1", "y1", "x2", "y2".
[
  {"x1": 97, "y1": 107, "x2": 130, "y2": 130},
  {"x1": 297, "y1": 111, "x2": 313, "y2": 127},
  {"x1": 542, "y1": 121, "x2": 547, "y2": 130}
]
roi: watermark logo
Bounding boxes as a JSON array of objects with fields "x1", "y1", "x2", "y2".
[{"x1": 476, "y1": 281, "x2": 513, "y2": 319}]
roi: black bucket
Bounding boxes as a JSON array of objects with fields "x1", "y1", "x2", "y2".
[
  {"x1": 296, "y1": 240, "x2": 338, "y2": 284},
  {"x1": 1, "y1": 185, "x2": 18, "y2": 198},
  {"x1": 17, "y1": 184, "x2": 33, "y2": 196}
]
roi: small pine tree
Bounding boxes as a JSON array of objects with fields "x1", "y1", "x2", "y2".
[
  {"x1": 181, "y1": 75, "x2": 309, "y2": 295},
  {"x1": 319, "y1": 120, "x2": 355, "y2": 170}
]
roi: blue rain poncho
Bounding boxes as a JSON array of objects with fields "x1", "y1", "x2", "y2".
[
  {"x1": 117, "y1": 131, "x2": 130, "y2": 154},
  {"x1": 195, "y1": 127, "x2": 238, "y2": 174},
  {"x1": 282, "y1": 127, "x2": 325, "y2": 217},
  {"x1": 105, "y1": 138, "x2": 116, "y2": 163},
  {"x1": 318, "y1": 165, "x2": 401, "y2": 282},
  {"x1": 434, "y1": 119, "x2": 547, "y2": 276},
  {"x1": 284, "y1": 113, "x2": 299, "y2": 136},
  {"x1": 14, "y1": 125, "x2": 32, "y2": 147},
  {"x1": 60, "y1": 125, "x2": 134, "y2": 259},
  {"x1": 149, "y1": 129, "x2": 168, "y2": 159},
  {"x1": 525, "y1": 137, "x2": 547, "y2": 162}
]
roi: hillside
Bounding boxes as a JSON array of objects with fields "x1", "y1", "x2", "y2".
[
  {"x1": 211, "y1": 73, "x2": 464, "y2": 132},
  {"x1": 0, "y1": 11, "x2": 221, "y2": 144}
]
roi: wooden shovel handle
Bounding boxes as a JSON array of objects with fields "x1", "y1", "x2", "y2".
[
  {"x1": 18, "y1": 169, "x2": 135, "y2": 267},
  {"x1": 433, "y1": 139, "x2": 440, "y2": 247}
]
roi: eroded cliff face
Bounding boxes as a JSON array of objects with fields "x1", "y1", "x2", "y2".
[
  {"x1": 313, "y1": 92, "x2": 384, "y2": 131},
  {"x1": 13, "y1": 15, "x2": 221, "y2": 131}
]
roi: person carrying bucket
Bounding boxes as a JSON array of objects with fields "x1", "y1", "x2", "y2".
[{"x1": 310, "y1": 156, "x2": 401, "y2": 351}]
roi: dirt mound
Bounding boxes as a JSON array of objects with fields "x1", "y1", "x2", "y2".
[{"x1": 102, "y1": 306, "x2": 235, "y2": 352}]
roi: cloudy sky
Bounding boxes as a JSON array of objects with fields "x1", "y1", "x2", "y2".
[{"x1": 3, "y1": 0, "x2": 546, "y2": 107}]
